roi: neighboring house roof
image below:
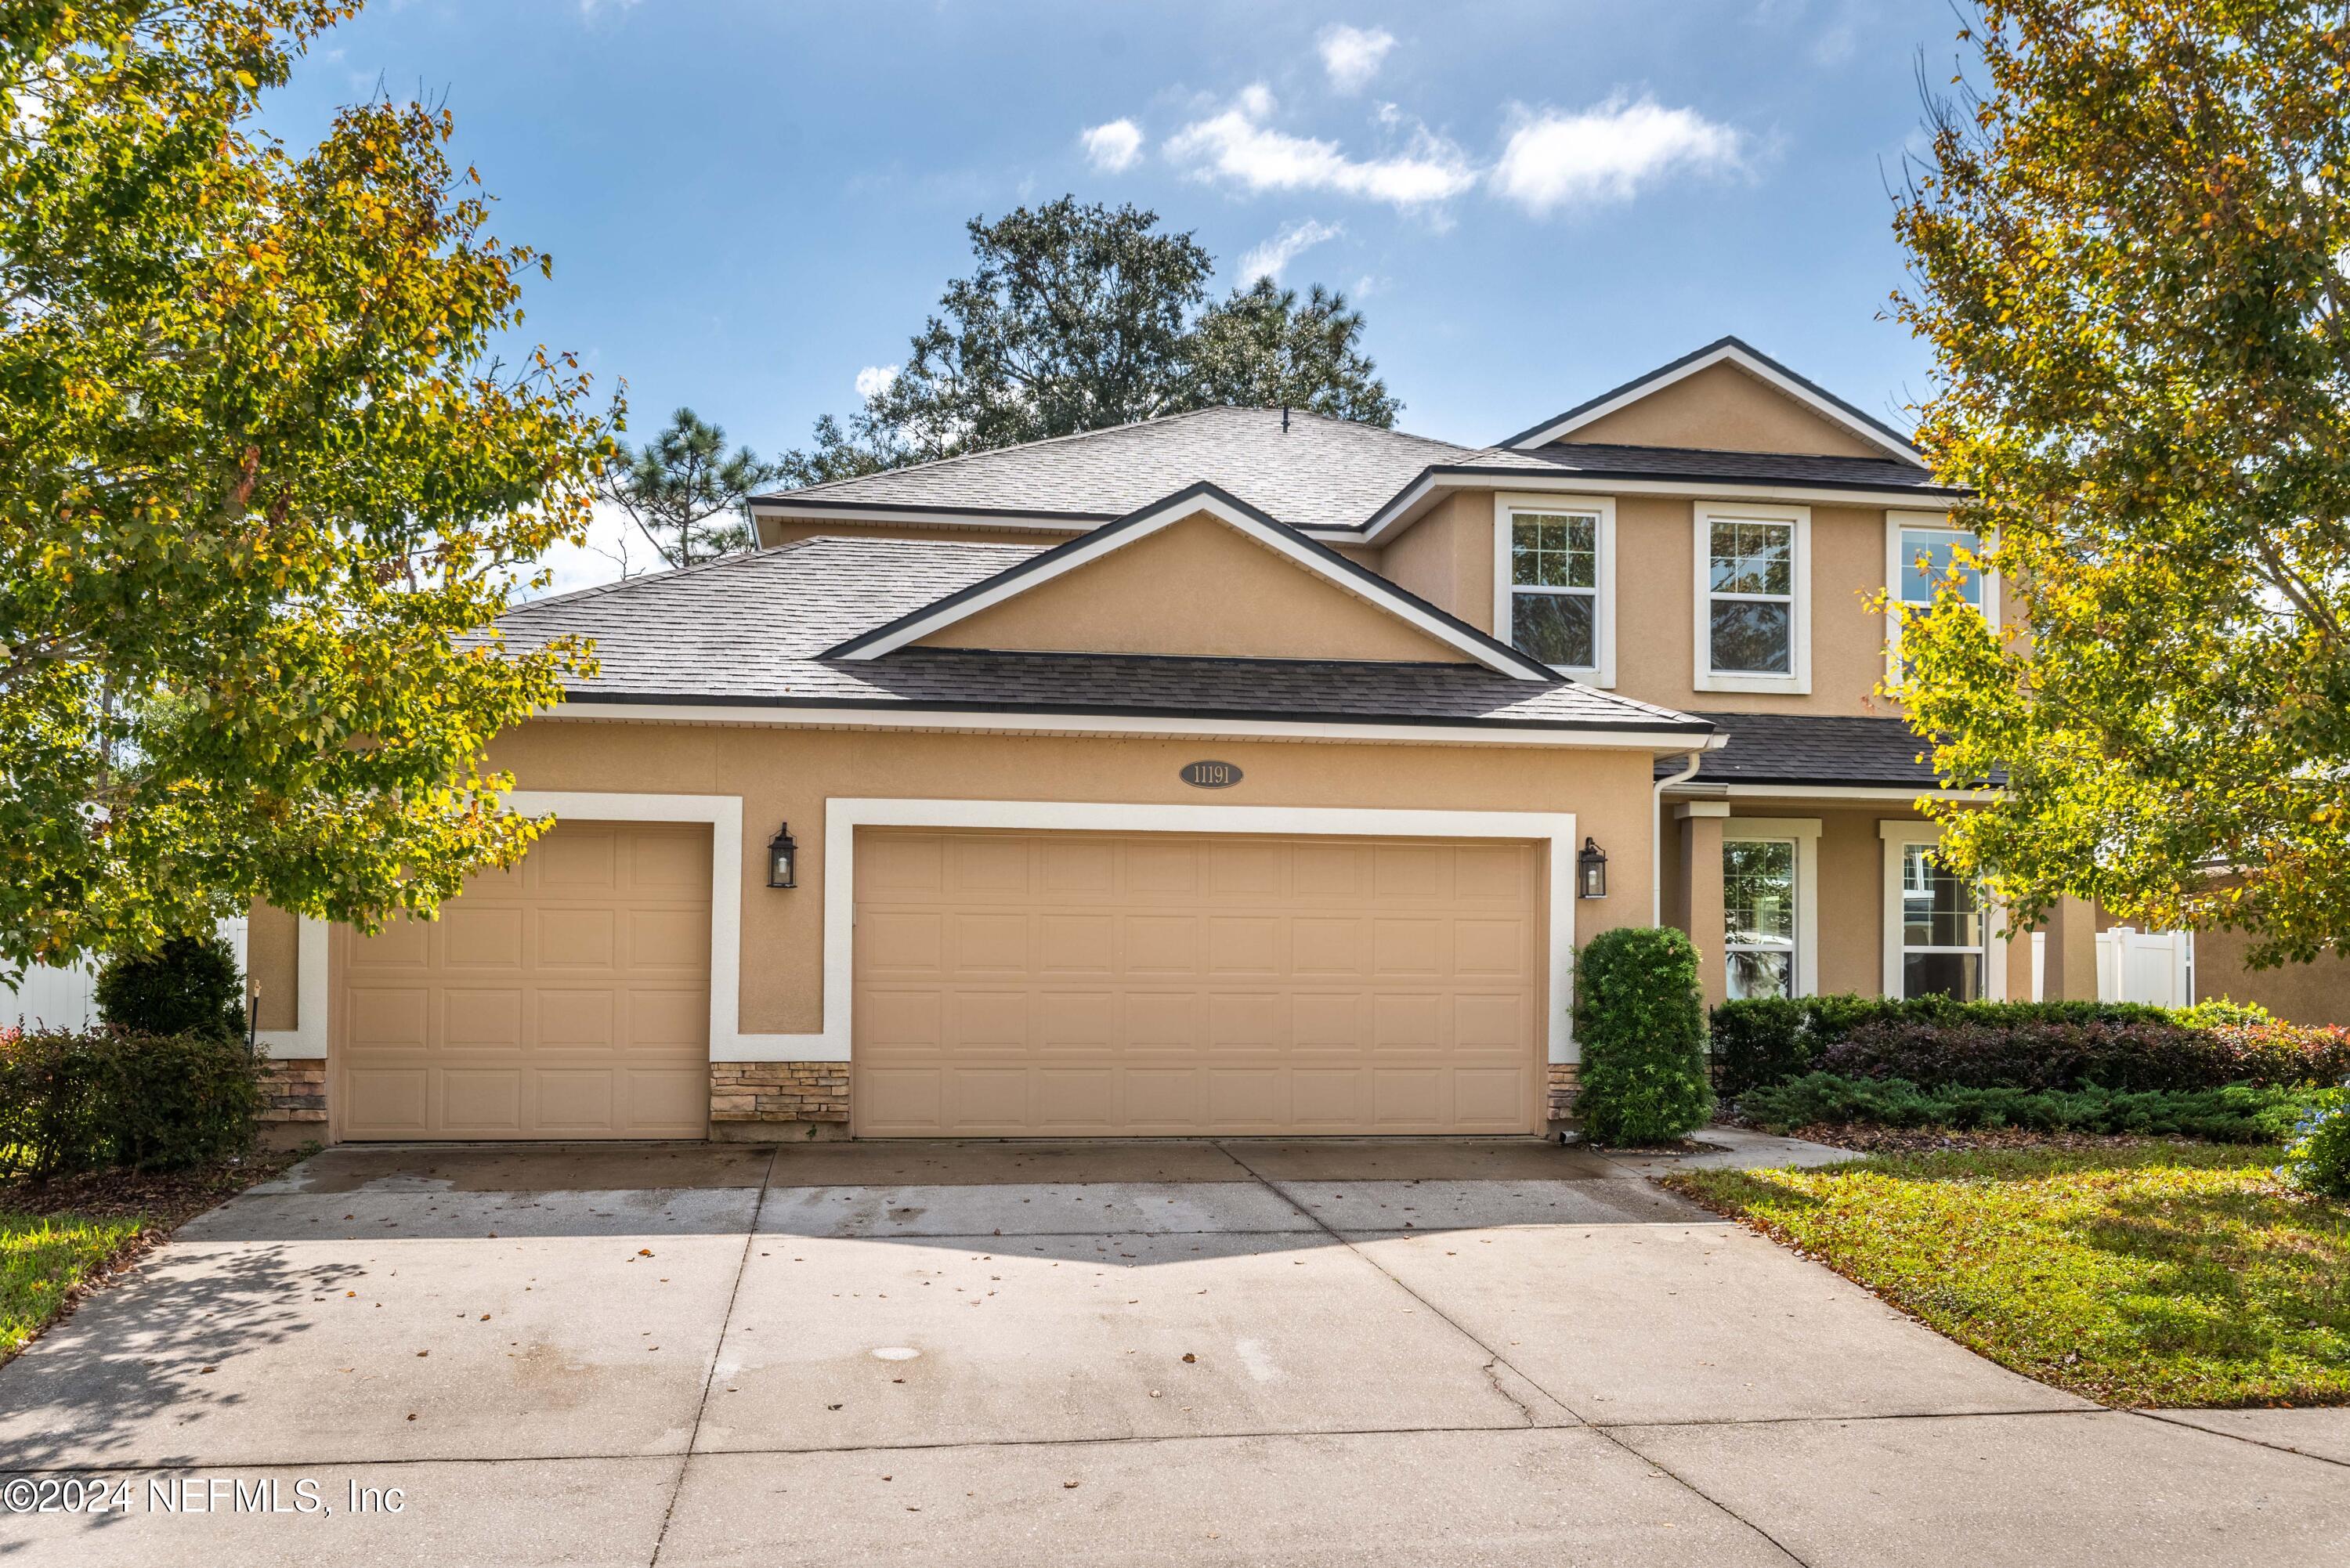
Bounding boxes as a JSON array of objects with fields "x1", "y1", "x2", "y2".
[
  {"x1": 1661, "y1": 713, "x2": 1982, "y2": 789},
  {"x1": 1499, "y1": 336, "x2": 1926, "y2": 464},
  {"x1": 747, "y1": 405, "x2": 1556, "y2": 532},
  {"x1": 825, "y1": 482, "x2": 1557, "y2": 681},
  {"x1": 1517, "y1": 441, "x2": 1958, "y2": 497},
  {"x1": 496, "y1": 537, "x2": 1714, "y2": 739}
]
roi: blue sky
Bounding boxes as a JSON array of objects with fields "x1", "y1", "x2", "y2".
[{"x1": 265, "y1": 0, "x2": 1961, "y2": 587}]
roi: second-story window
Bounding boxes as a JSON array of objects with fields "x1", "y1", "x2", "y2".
[
  {"x1": 1694, "y1": 504, "x2": 1810, "y2": 694},
  {"x1": 1509, "y1": 511, "x2": 1599, "y2": 669}
]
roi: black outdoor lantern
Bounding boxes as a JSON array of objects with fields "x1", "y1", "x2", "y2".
[
  {"x1": 767, "y1": 822, "x2": 798, "y2": 889},
  {"x1": 1577, "y1": 836, "x2": 1609, "y2": 899}
]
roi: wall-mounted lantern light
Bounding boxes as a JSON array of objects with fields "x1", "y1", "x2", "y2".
[
  {"x1": 1577, "y1": 836, "x2": 1608, "y2": 899},
  {"x1": 767, "y1": 822, "x2": 798, "y2": 889}
]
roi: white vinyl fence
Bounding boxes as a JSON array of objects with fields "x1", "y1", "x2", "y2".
[
  {"x1": 1, "y1": 917, "x2": 248, "y2": 1031},
  {"x1": 2030, "y1": 926, "x2": 2194, "y2": 1008}
]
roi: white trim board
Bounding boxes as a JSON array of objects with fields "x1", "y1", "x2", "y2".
[
  {"x1": 827, "y1": 486, "x2": 1553, "y2": 681},
  {"x1": 779, "y1": 797, "x2": 1586, "y2": 1067},
  {"x1": 534, "y1": 702, "x2": 1723, "y2": 754},
  {"x1": 1722, "y1": 817, "x2": 1823, "y2": 999},
  {"x1": 254, "y1": 916, "x2": 329, "y2": 1060},
  {"x1": 1492, "y1": 493, "x2": 1618, "y2": 688}
]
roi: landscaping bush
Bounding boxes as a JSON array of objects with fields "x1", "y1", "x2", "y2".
[
  {"x1": 0, "y1": 1028, "x2": 262, "y2": 1177},
  {"x1": 1708, "y1": 994, "x2": 2171, "y2": 1095},
  {"x1": 95, "y1": 934, "x2": 246, "y2": 1044},
  {"x1": 1573, "y1": 926, "x2": 1713, "y2": 1144},
  {"x1": 1737, "y1": 1071, "x2": 2316, "y2": 1143},
  {"x1": 2280, "y1": 1084, "x2": 2350, "y2": 1201},
  {"x1": 1818, "y1": 1017, "x2": 2350, "y2": 1094}
]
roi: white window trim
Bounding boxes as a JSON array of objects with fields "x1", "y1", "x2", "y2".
[
  {"x1": 1493, "y1": 493, "x2": 1617, "y2": 687},
  {"x1": 1723, "y1": 817, "x2": 1821, "y2": 999},
  {"x1": 1878, "y1": 822, "x2": 2006, "y2": 1002},
  {"x1": 1883, "y1": 509, "x2": 1998, "y2": 673},
  {"x1": 1694, "y1": 503, "x2": 1811, "y2": 694}
]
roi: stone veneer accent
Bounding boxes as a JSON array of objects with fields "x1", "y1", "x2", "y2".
[
  {"x1": 258, "y1": 1058, "x2": 327, "y2": 1125},
  {"x1": 710, "y1": 1061, "x2": 851, "y2": 1140},
  {"x1": 1546, "y1": 1062, "x2": 1581, "y2": 1123}
]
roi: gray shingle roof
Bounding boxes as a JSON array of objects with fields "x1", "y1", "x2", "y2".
[
  {"x1": 1521, "y1": 442, "x2": 1960, "y2": 495},
  {"x1": 496, "y1": 537, "x2": 1712, "y2": 737},
  {"x1": 749, "y1": 406, "x2": 1556, "y2": 532},
  {"x1": 1658, "y1": 712, "x2": 1991, "y2": 788}
]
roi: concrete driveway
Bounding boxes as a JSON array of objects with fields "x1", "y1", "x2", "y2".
[{"x1": 1, "y1": 1138, "x2": 2343, "y2": 1566}]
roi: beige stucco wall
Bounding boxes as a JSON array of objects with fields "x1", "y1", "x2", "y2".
[
  {"x1": 2193, "y1": 928, "x2": 2350, "y2": 1025},
  {"x1": 1375, "y1": 490, "x2": 1497, "y2": 636},
  {"x1": 248, "y1": 901, "x2": 300, "y2": 1031},
  {"x1": 239, "y1": 722, "x2": 1667, "y2": 1040},
  {"x1": 1560, "y1": 361, "x2": 1889, "y2": 458},
  {"x1": 916, "y1": 511, "x2": 1470, "y2": 664},
  {"x1": 1604, "y1": 497, "x2": 1895, "y2": 717}
]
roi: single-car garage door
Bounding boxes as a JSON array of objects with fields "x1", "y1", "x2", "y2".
[
  {"x1": 336, "y1": 821, "x2": 712, "y2": 1140},
  {"x1": 853, "y1": 828, "x2": 1546, "y2": 1136}
]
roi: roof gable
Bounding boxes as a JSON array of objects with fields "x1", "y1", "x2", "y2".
[
  {"x1": 1502, "y1": 338, "x2": 1924, "y2": 464},
  {"x1": 825, "y1": 483, "x2": 1557, "y2": 681}
]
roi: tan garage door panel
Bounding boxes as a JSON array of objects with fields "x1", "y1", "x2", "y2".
[
  {"x1": 853, "y1": 829, "x2": 1546, "y2": 1136},
  {"x1": 337, "y1": 821, "x2": 711, "y2": 1140}
]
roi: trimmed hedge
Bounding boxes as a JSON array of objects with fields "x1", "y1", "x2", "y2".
[
  {"x1": 1573, "y1": 926, "x2": 1713, "y2": 1144},
  {"x1": 1820, "y1": 1017, "x2": 2350, "y2": 1094},
  {"x1": 1708, "y1": 993, "x2": 2344, "y2": 1097},
  {"x1": 1738, "y1": 1071, "x2": 2316, "y2": 1144},
  {"x1": 0, "y1": 1028, "x2": 262, "y2": 1178}
]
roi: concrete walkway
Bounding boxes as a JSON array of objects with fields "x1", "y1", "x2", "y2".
[{"x1": 0, "y1": 1137, "x2": 2341, "y2": 1566}]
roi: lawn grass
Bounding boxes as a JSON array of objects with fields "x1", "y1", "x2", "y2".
[
  {"x1": 2, "y1": 1212, "x2": 146, "y2": 1360},
  {"x1": 1668, "y1": 1142, "x2": 2350, "y2": 1408}
]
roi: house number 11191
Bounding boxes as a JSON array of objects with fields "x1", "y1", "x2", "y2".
[{"x1": 1180, "y1": 761, "x2": 1242, "y2": 789}]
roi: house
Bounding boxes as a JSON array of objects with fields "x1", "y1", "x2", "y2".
[{"x1": 233, "y1": 336, "x2": 2324, "y2": 1145}]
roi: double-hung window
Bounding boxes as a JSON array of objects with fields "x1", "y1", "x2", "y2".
[
  {"x1": 1498, "y1": 497, "x2": 1614, "y2": 685},
  {"x1": 1721, "y1": 818, "x2": 1820, "y2": 1000},
  {"x1": 1881, "y1": 826, "x2": 2001, "y2": 1001},
  {"x1": 1695, "y1": 504, "x2": 1809, "y2": 693},
  {"x1": 1885, "y1": 511, "x2": 1995, "y2": 670}
]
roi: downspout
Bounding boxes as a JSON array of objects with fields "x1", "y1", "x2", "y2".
[{"x1": 1653, "y1": 750, "x2": 1705, "y2": 924}]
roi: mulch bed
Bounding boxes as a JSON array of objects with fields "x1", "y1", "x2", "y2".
[
  {"x1": 0, "y1": 1144, "x2": 311, "y2": 1225},
  {"x1": 1780, "y1": 1123, "x2": 2212, "y2": 1156}
]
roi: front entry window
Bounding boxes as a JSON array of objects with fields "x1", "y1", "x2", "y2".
[
  {"x1": 1900, "y1": 843, "x2": 1985, "y2": 999},
  {"x1": 1723, "y1": 839, "x2": 1797, "y2": 999}
]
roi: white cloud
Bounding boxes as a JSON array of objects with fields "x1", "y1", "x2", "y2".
[
  {"x1": 1238, "y1": 219, "x2": 1344, "y2": 283},
  {"x1": 1079, "y1": 118, "x2": 1144, "y2": 173},
  {"x1": 1318, "y1": 25, "x2": 1396, "y2": 94},
  {"x1": 515, "y1": 500, "x2": 638, "y2": 601},
  {"x1": 1166, "y1": 87, "x2": 1475, "y2": 211},
  {"x1": 855, "y1": 363, "x2": 899, "y2": 401},
  {"x1": 1490, "y1": 96, "x2": 1745, "y2": 215}
]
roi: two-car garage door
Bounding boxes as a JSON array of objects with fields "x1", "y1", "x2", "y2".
[
  {"x1": 851, "y1": 829, "x2": 1546, "y2": 1137},
  {"x1": 330, "y1": 820, "x2": 1547, "y2": 1140}
]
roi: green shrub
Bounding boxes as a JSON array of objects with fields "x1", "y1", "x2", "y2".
[
  {"x1": 0, "y1": 1028, "x2": 262, "y2": 1177},
  {"x1": 1821, "y1": 1017, "x2": 2350, "y2": 1093},
  {"x1": 2280, "y1": 1084, "x2": 2350, "y2": 1200},
  {"x1": 1738, "y1": 1071, "x2": 2316, "y2": 1143},
  {"x1": 1706, "y1": 992, "x2": 2338, "y2": 1097},
  {"x1": 1574, "y1": 926, "x2": 1713, "y2": 1144},
  {"x1": 95, "y1": 934, "x2": 246, "y2": 1044}
]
